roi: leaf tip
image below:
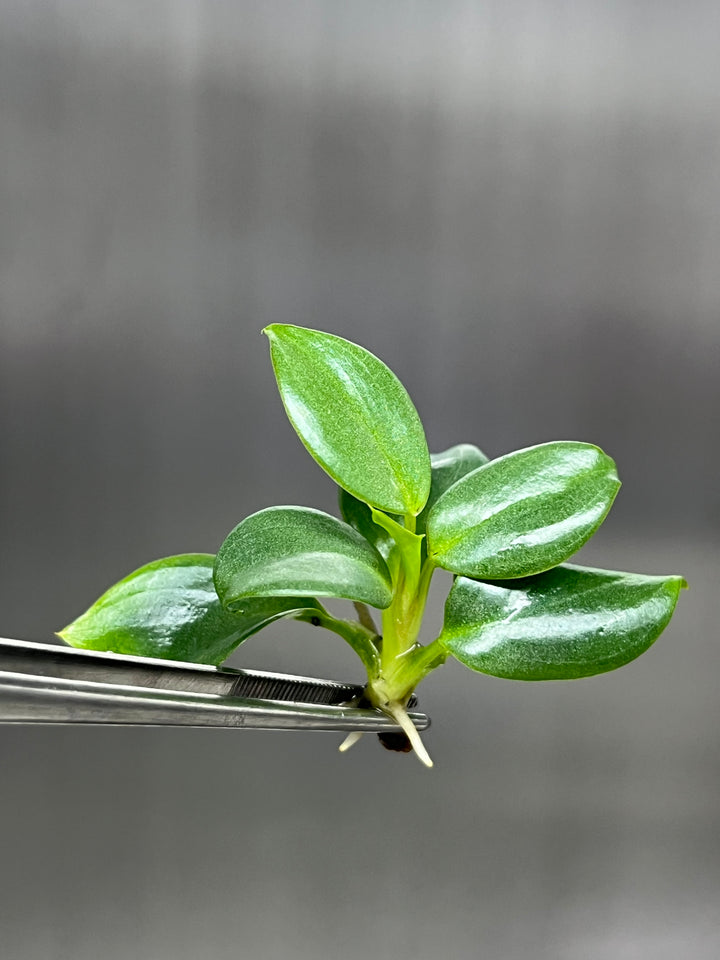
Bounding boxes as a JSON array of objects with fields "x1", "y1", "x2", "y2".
[
  {"x1": 262, "y1": 323, "x2": 294, "y2": 342},
  {"x1": 669, "y1": 574, "x2": 689, "y2": 596},
  {"x1": 657, "y1": 573, "x2": 687, "y2": 599}
]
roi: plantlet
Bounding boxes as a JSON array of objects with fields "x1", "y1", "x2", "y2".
[{"x1": 60, "y1": 325, "x2": 686, "y2": 767}]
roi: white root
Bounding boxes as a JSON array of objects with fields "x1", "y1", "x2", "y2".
[
  {"x1": 388, "y1": 700, "x2": 434, "y2": 768},
  {"x1": 338, "y1": 731, "x2": 364, "y2": 753},
  {"x1": 339, "y1": 702, "x2": 433, "y2": 768}
]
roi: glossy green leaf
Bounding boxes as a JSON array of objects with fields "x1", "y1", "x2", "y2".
[
  {"x1": 58, "y1": 554, "x2": 319, "y2": 665},
  {"x1": 339, "y1": 443, "x2": 489, "y2": 559},
  {"x1": 214, "y1": 506, "x2": 393, "y2": 610},
  {"x1": 439, "y1": 564, "x2": 686, "y2": 680},
  {"x1": 264, "y1": 324, "x2": 431, "y2": 515},
  {"x1": 426, "y1": 442, "x2": 620, "y2": 578}
]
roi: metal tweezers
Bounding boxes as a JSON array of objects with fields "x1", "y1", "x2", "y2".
[{"x1": 0, "y1": 637, "x2": 428, "y2": 734}]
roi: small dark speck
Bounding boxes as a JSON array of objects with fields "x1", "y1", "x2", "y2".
[{"x1": 310, "y1": 616, "x2": 321, "y2": 627}]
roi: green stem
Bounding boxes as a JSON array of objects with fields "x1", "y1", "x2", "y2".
[
  {"x1": 385, "y1": 636, "x2": 448, "y2": 696},
  {"x1": 371, "y1": 509, "x2": 427, "y2": 665},
  {"x1": 381, "y1": 556, "x2": 436, "y2": 665},
  {"x1": 297, "y1": 606, "x2": 381, "y2": 677},
  {"x1": 340, "y1": 509, "x2": 444, "y2": 767}
]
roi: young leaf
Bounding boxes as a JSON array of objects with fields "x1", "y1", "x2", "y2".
[
  {"x1": 439, "y1": 564, "x2": 686, "y2": 680},
  {"x1": 264, "y1": 324, "x2": 431, "y2": 516},
  {"x1": 214, "y1": 506, "x2": 393, "y2": 610},
  {"x1": 426, "y1": 442, "x2": 620, "y2": 579},
  {"x1": 58, "y1": 554, "x2": 319, "y2": 665}
]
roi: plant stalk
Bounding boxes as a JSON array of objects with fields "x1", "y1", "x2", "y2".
[{"x1": 297, "y1": 607, "x2": 380, "y2": 677}]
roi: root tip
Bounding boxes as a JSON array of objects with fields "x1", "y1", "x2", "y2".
[{"x1": 338, "y1": 731, "x2": 364, "y2": 753}]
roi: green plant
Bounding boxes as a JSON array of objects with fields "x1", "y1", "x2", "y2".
[{"x1": 59, "y1": 325, "x2": 686, "y2": 766}]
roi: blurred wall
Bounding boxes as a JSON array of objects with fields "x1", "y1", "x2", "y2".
[
  {"x1": 2, "y1": 2, "x2": 719, "y2": 635},
  {"x1": 0, "y1": 3, "x2": 718, "y2": 959}
]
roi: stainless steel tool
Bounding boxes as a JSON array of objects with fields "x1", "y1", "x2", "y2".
[{"x1": 0, "y1": 637, "x2": 427, "y2": 733}]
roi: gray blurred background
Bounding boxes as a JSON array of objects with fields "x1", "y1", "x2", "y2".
[{"x1": 1, "y1": 2, "x2": 718, "y2": 958}]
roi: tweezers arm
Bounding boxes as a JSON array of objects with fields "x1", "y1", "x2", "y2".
[
  {"x1": 0, "y1": 639, "x2": 430, "y2": 732},
  {"x1": 0, "y1": 671, "x2": 424, "y2": 730}
]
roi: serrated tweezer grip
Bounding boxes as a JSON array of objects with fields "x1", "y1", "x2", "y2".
[{"x1": 0, "y1": 638, "x2": 428, "y2": 732}]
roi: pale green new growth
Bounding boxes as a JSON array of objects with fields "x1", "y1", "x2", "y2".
[{"x1": 60, "y1": 325, "x2": 686, "y2": 767}]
